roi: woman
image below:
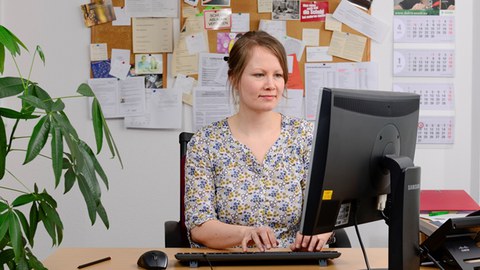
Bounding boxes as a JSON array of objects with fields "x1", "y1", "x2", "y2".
[{"x1": 184, "y1": 31, "x2": 333, "y2": 252}]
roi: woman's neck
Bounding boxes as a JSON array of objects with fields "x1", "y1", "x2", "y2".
[{"x1": 229, "y1": 110, "x2": 281, "y2": 136}]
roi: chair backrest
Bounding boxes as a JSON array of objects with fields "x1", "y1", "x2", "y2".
[{"x1": 179, "y1": 132, "x2": 194, "y2": 235}]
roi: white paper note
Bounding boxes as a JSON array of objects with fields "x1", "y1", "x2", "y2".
[{"x1": 333, "y1": 0, "x2": 388, "y2": 42}]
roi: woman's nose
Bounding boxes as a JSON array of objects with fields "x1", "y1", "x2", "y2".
[{"x1": 264, "y1": 76, "x2": 276, "y2": 90}]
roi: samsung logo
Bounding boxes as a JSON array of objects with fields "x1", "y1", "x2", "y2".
[{"x1": 407, "y1": 184, "x2": 420, "y2": 190}]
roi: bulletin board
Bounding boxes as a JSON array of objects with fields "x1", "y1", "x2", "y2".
[
  {"x1": 90, "y1": 0, "x2": 371, "y2": 85},
  {"x1": 90, "y1": 0, "x2": 169, "y2": 85},
  {"x1": 181, "y1": 0, "x2": 371, "y2": 78}
]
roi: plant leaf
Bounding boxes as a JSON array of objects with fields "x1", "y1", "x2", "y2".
[
  {"x1": 38, "y1": 204, "x2": 56, "y2": 246},
  {"x1": 8, "y1": 211, "x2": 24, "y2": 260},
  {"x1": 25, "y1": 248, "x2": 47, "y2": 270},
  {"x1": 18, "y1": 95, "x2": 49, "y2": 111},
  {"x1": 64, "y1": 168, "x2": 75, "y2": 194},
  {"x1": 51, "y1": 112, "x2": 79, "y2": 139},
  {"x1": 77, "y1": 83, "x2": 95, "y2": 97},
  {"x1": 0, "y1": 45, "x2": 5, "y2": 74},
  {"x1": 76, "y1": 175, "x2": 97, "y2": 225},
  {"x1": 24, "y1": 115, "x2": 50, "y2": 164},
  {"x1": 28, "y1": 204, "x2": 38, "y2": 247},
  {"x1": 0, "y1": 213, "x2": 8, "y2": 240},
  {"x1": 13, "y1": 209, "x2": 30, "y2": 247},
  {"x1": 0, "y1": 117, "x2": 6, "y2": 179},
  {"x1": 38, "y1": 192, "x2": 57, "y2": 208},
  {"x1": 96, "y1": 201, "x2": 109, "y2": 229},
  {"x1": 36, "y1": 45, "x2": 45, "y2": 65},
  {"x1": 0, "y1": 107, "x2": 39, "y2": 119},
  {"x1": 11, "y1": 194, "x2": 36, "y2": 207},
  {"x1": 80, "y1": 141, "x2": 108, "y2": 189},
  {"x1": 39, "y1": 202, "x2": 63, "y2": 244},
  {"x1": 0, "y1": 77, "x2": 25, "y2": 98},
  {"x1": 51, "y1": 127, "x2": 63, "y2": 187},
  {"x1": 51, "y1": 99, "x2": 65, "y2": 112},
  {"x1": 0, "y1": 201, "x2": 7, "y2": 213},
  {"x1": 0, "y1": 25, "x2": 21, "y2": 56},
  {"x1": 0, "y1": 249, "x2": 14, "y2": 266},
  {"x1": 0, "y1": 25, "x2": 27, "y2": 54},
  {"x1": 92, "y1": 99, "x2": 103, "y2": 154},
  {"x1": 102, "y1": 113, "x2": 123, "y2": 168}
]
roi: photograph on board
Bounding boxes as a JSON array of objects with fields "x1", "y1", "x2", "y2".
[
  {"x1": 145, "y1": 74, "x2": 163, "y2": 89},
  {"x1": 202, "y1": 0, "x2": 231, "y2": 6},
  {"x1": 135, "y1": 54, "x2": 163, "y2": 75},
  {"x1": 81, "y1": 0, "x2": 116, "y2": 27},
  {"x1": 394, "y1": 0, "x2": 454, "y2": 15},
  {"x1": 272, "y1": 0, "x2": 300, "y2": 20}
]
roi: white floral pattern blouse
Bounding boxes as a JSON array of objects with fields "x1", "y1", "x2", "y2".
[{"x1": 184, "y1": 115, "x2": 313, "y2": 248}]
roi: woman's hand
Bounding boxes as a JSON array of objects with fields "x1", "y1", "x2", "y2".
[
  {"x1": 241, "y1": 226, "x2": 278, "y2": 252},
  {"x1": 290, "y1": 232, "x2": 333, "y2": 252}
]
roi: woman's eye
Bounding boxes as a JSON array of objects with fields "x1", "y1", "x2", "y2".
[
  {"x1": 253, "y1": 73, "x2": 264, "y2": 78},
  {"x1": 275, "y1": 74, "x2": 284, "y2": 78}
]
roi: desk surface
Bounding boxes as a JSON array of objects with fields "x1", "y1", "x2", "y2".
[{"x1": 43, "y1": 247, "x2": 436, "y2": 270}]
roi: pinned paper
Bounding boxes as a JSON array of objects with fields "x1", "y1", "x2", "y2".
[
  {"x1": 286, "y1": 54, "x2": 304, "y2": 90},
  {"x1": 325, "y1": 14, "x2": 342, "y2": 31},
  {"x1": 258, "y1": 0, "x2": 273, "y2": 13},
  {"x1": 328, "y1": 31, "x2": 366, "y2": 62},
  {"x1": 302, "y1": 28, "x2": 320, "y2": 46},
  {"x1": 306, "y1": 47, "x2": 332, "y2": 62},
  {"x1": 112, "y1": 7, "x2": 131, "y2": 26},
  {"x1": 231, "y1": 13, "x2": 250, "y2": 33},
  {"x1": 91, "y1": 60, "x2": 112, "y2": 78},
  {"x1": 185, "y1": 32, "x2": 209, "y2": 55},
  {"x1": 300, "y1": 1, "x2": 328, "y2": 22},
  {"x1": 90, "y1": 43, "x2": 108, "y2": 61},
  {"x1": 110, "y1": 49, "x2": 131, "y2": 79},
  {"x1": 204, "y1": 8, "x2": 232, "y2": 30},
  {"x1": 184, "y1": 0, "x2": 199, "y2": 6}
]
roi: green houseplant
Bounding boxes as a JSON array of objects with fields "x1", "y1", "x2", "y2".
[{"x1": 0, "y1": 25, "x2": 122, "y2": 269}]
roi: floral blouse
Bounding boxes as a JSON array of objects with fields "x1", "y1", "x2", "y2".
[{"x1": 184, "y1": 115, "x2": 313, "y2": 248}]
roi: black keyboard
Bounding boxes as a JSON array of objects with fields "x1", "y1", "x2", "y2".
[{"x1": 175, "y1": 250, "x2": 341, "y2": 267}]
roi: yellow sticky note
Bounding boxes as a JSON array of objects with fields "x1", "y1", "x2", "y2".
[{"x1": 322, "y1": 190, "x2": 333, "y2": 200}]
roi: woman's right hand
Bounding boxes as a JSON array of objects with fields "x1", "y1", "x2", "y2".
[{"x1": 241, "y1": 226, "x2": 278, "y2": 252}]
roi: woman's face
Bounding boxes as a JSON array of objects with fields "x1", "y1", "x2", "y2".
[{"x1": 236, "y1": 46, "x2": 285, "y2": 114}]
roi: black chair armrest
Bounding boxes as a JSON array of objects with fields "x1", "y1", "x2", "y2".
[{"x1": 164, "y1": 220, "x2": 190, "y2": 248}]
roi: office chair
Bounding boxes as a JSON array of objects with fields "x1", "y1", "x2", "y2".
[{"x1": 164, "y1": 132, "x2": 351, "y2": 248}]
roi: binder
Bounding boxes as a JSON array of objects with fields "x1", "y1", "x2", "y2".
[{"x1": 420, "y1": 189, "x2": 480, "y2": 212}]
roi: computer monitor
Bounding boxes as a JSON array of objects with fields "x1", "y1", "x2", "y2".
[{"x1": 300, "y1": 87, "x2": 421, "y2": 270}]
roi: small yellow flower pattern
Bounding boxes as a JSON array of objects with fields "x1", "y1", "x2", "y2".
[{"x1": 184, "y1": 115, "x2": 313, "y2": 248}]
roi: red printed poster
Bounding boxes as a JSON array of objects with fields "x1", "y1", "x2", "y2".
[{"x1": 300, "y1": 1, "x2": 329, "y2": 22}]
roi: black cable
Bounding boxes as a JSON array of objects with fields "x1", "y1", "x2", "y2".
[
  {"x1": 419, "y1": 246, "x2": 446, "y2": 270},
  {"x1": 424, "y1": 252, "x2": 445, "y2": 270},
  {"x1": 354, "y1": 214, "x2": 371, "y2": 270},
  {"x1": 202, "y1": 253, "x2": 214, "y2": 270}
]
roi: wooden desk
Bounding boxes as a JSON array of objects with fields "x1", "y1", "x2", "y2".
[{"x1": 43, "y1": 248, "x2": 436, "y2": 269}]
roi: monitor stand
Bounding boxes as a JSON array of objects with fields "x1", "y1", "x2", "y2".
[{"x1": 379, "y1": 155, "x2": 421, "y2": 270}]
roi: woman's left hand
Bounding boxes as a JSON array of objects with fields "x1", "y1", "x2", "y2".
[{"x1": 290, "y1": 232, "x2": 333, "y2": 252}]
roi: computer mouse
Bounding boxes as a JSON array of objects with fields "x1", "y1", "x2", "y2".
[{"x1": 137, "y1": 250, "x2": 168, "y2": 270}]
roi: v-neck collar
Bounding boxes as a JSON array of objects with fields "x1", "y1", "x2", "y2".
[{"x1": 222, "y1": 114, "x2": 286, "y2": 166}]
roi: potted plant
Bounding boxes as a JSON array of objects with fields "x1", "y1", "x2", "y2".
[{"x1": 0, "y1": 25, "x2": 122, "y2": 269}]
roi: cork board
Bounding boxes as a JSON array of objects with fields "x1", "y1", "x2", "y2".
[
  {"x1": 181, "y1": 0, "x2": 371, "y2": 78},
  {"x1": 90, "y1": 0, "x2": 169, "y2": 85},
  {"x1": 90, "y1": 0, "x2": 371, "y2": 84}
]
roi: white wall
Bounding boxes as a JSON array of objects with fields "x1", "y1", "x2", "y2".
[
  {"x1": 472, "y1": 0, "x2": 480, "y2": 201},
  {"x1": 1, "y1": 0, "x2": 477, "y2": 259}
]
